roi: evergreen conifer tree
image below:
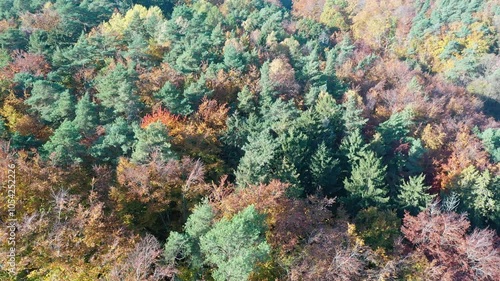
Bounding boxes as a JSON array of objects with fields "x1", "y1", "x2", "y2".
[
  {"x1": 397, "y1": 174, "x2": 435, "y2": 214},
  {"x1": 343, "y1": 150, "x2": 389, "y2": 209},
  {"x1": 42, "y1": 120, "x2": 84, "y2": 166},
  {"x1": 199, "y1": 205, "x2": 270, "y2": 281},
  {"x1": 131, "y1": 121, "x2": 174, "y2": 164},
  {"x1": 73, "y1": 93, "x2": 99, "y2": 136}
]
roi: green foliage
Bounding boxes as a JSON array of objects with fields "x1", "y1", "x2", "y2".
[
  {"x1": 131, "y1": 121, "x2": 174, "y2": 164},
  {"x1": 73, "y1": 93, "x2": 99, "y2": 136},
  {"x1": 42, "y1": 119, "x2": 84, "y2": 166},
  {"x1": 0, "y1": 48, "x2": 9, "y2": 68},
  {"x1": 95, "y1": 63, "x2": 141, "y2": 121},
  {"x1": 343, "y1": 149, "x2": 389, "y2": 209},
  {"x1": 453, "y1": 166, "x2": 499, "y2": 228},
  {"x1": 397, "y1": 174, "x2": 435, "y2": 214},
  {"x1": 237, "y1": 86, "x2": 256, "y2": 114},
  {"x1": 0, "y1": 116, "x2": 7, "y2": 138},
  {"x1": 182, "y1": 75, "x2": 213, "y2": 114},
  {"x1": 320, "y1": 0, "x2": 350, "y2": 30},
  {"x1": 223, "y1": 42, "x2": 247, "y2": 71},
  {"x1": 91, "y1": 117, "x2": 136, "y2": 162},
  {"x1": 310, "y1": 141, "x2": 341, "y2": 195},
  {"x1": 342, "y1": 91, "x2": 367, "y2": 133},
  {"x1": 477, "y1": 128, "x2": 500, "y2": 163},
  {"x1": 236, "y1": 129, "x2": 279, "y2": 187},
  {"x1": 155, "y1": 82, "x2": 191, "y2": 115},
  {"x1": 199, "y1": 205, "x2": 270, "y2": 281},
  {"x1": 164, "y1": 201, "x2": 215, "y2": 273},
  {"x1": 25, "y1": 80, "x2": 75, "y2": 124},
  {"x1": 354, "y1": 207, "x2": 401, "y2": 251},
  {"x1": 0, "y1": 28, "x2": 28, "y2": 50}
]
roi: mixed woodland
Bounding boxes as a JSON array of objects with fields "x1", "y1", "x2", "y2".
[{"x1": 0, "y1": 0, "x2": 499, "y2": 280}]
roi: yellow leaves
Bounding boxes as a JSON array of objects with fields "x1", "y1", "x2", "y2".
[
  {"x1": 0, "y1": 93, "x2": 24, "y2": 131},
  {"x1": 409, "y1": 20, "x2": 496, "y2": 73},
  {"x1": 101, "y1": 5, "x2": 164, "y2": 37},
  {"x1": 351, "y1": 0, "x2": 401, "y2": 49},
  {"x1": 421, "y1": 124, "x2": 446, "y2": 150},
  {"x1": 347, "y1": 223, "x2": 365, "y2": 247}
]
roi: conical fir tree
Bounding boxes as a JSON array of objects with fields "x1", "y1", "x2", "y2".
[
  {"x1": 397, "y1": 174, "x2": 435, "y2": 214},
  {"x1": 343, "y1": 150, "x2": 389, "y2": 209}
]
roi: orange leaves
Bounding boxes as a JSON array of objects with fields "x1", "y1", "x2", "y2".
[
  {"x1": 141, "y1": 99, "x2": 229, "y2": 176},
  {"x1": 437, "y1": 127, "x2": 493, "y2": 189},
  {"x1": 211, "y1": 179, "x2": 289, "y2": 219},
  {"x1": 141, "y1": 107, "x2": 181, "y2": 130}
]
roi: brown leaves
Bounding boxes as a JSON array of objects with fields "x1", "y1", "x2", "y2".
[
  {"x1": 19, "y1": 3, "x2": 60, "y2": 32},
  {"x1": 110, "y1": 234, "x2": 176, "y2": 281},
  {"x1": 209, "y1": 179, "x2": 336, "y2": 254},
  {"x1": 401, "y1": 202, "x2": 500, "y2": 281}
]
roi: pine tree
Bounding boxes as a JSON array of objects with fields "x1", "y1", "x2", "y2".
[
  {"x1": 455, "y1": 166, "x2": 499, "y2": 227},
  {"x1": 183, "y1": 75, "x2": 212, "y2": 115},
  {"x1": 164, "y1": 201, "x2": 215, "y2": 273},
  {"x1": 131, "y1": 121, "x2": 174, "y2": 164},
  {"x1": 237, "y1": 86, "x2": 256, "y2": 114},
  {"x1": 397, "y1": 174, "x2": 435, "y2": 214},
  {"x1": 95, "y1": 63, "x2": 141, "y2": 121},
  {"x1": 199, "y1": 205, "x2": 270, "y2": 281},
  {"x1": 0, "y1": 116, "x2": 8, "y2": 138},
  {"x1": 301, "y1": 48, "x2": 324, "y2": 87},
  {"x1": 210, "y1": 23, "x2": 225, "y2": 48},
  {"x1": 42, "y1": 119, "x2": 84, "y2": 166},
  {"x1": 374, "y1": 108, "x2": 414, "y2": 156},
  {"x1": 154, "y1": 82, "x2": 191, "y2": 116},
  {"x1": 223, "y1": 43, "x2": 245, "y2": 71},
  {"x1": 90, "y1": 117, "x2": 136, "y2": 162},
  {"x1": 341, "y1": 91, "x2": 367, "y2": 133},
  {"x1": 477, "y1": 128, "x2": 500, "y2": 163},
  {"x1": 258, "y1": 61, "x2": 278, "y2": 107},
  {"x1": 276, "y1": 156, "x2": 303, "y2": 198},
  {"x1": 73, "y1": 93, "x2": 98, "y2": 136},
  {"x1": 25, "y1": 80, "x2": 75, "y2": 124},
  {"x1": 340, "y1": 128, "x2": 368, "y2": 165}
]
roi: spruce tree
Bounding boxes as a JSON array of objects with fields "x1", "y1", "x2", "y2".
[
  {"x1": 397, "y1": 174, "x2": 435, "y2": 214},
  {"x1": 310, "y1": 142, "x2": 341, "y2": 195},
  {"x1": 236, "y1": 129, "x2": 279, "y2": 187},
  {"x1": 343, "y1": 150, "x2": 389, "y2": 209},
  {"x1": 341, "y1": 91, "x2": 367, "y2": 133}
]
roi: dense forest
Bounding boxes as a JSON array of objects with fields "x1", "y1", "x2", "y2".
[{"x1": 0, "y1": 0, "x2": 499, "y2": 280}]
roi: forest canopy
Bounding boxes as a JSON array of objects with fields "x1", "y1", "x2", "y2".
[{"x1": 0, "y1": 0, "x2": 499, "y2": 280}]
